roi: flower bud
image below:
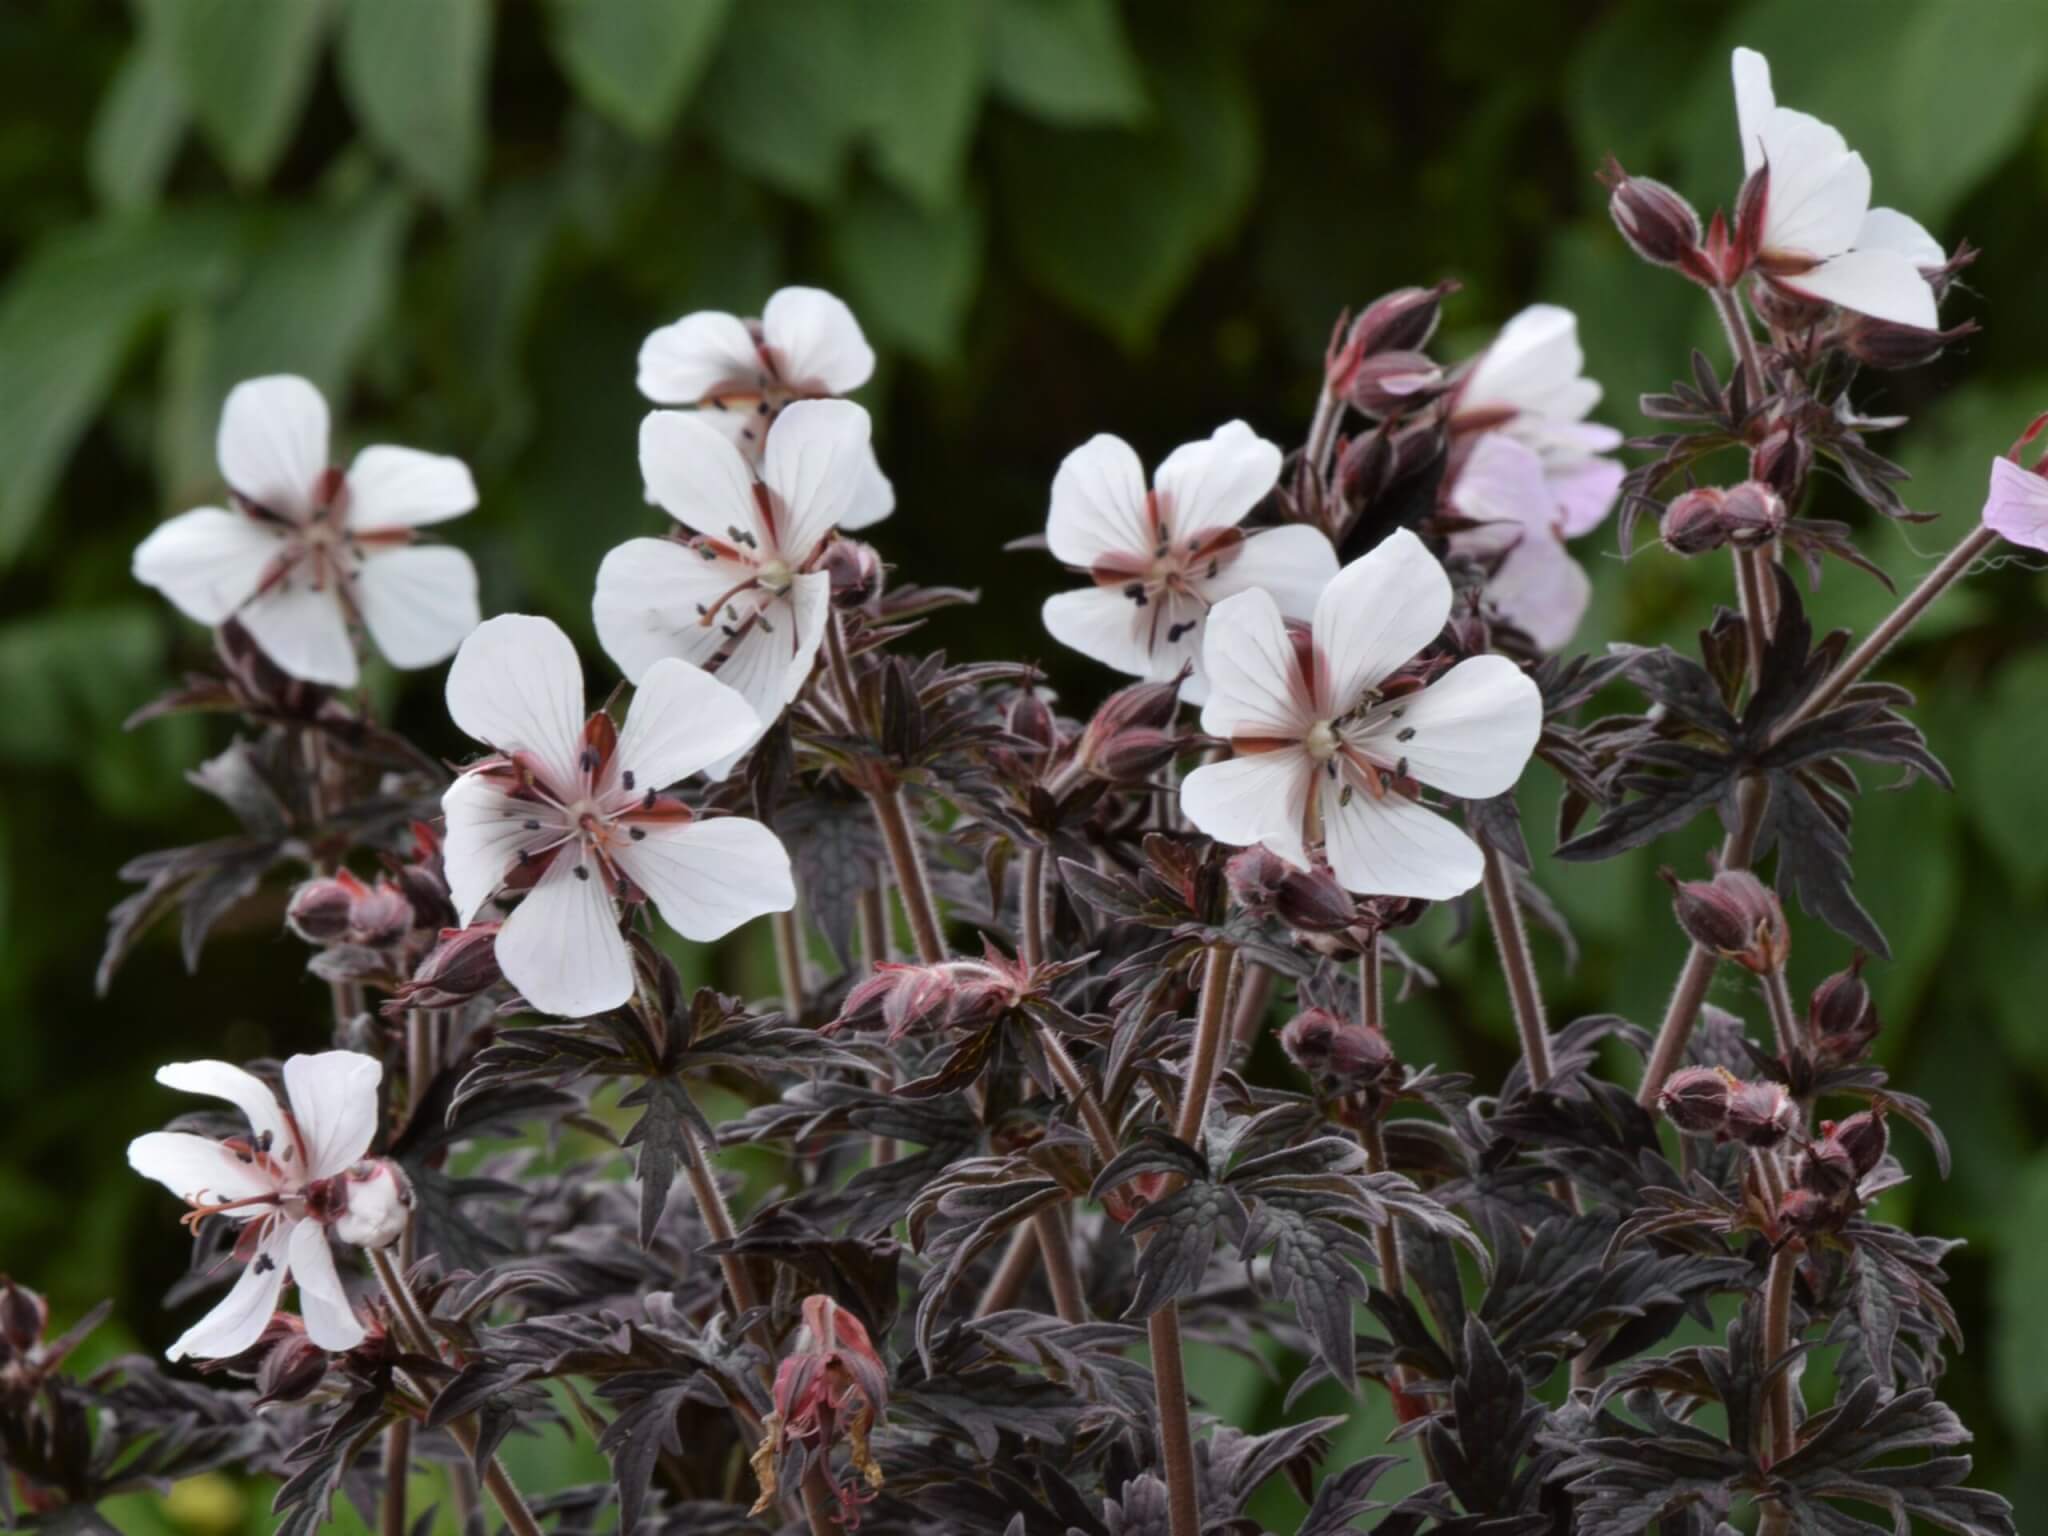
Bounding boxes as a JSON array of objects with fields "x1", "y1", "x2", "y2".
[
  {"x1": 1828, "y1": 1106, "x2": 1889, "y2": 1181},
  {"x1": 1658, "y1": 1065, "x2": 1734, "y2": 1136},
  {"x1": 1274, "y1": 864, "x2": 1358, "y2": 934},
  {"x1": 1840, "y1": 315, "x2": 1978, "y2": 372},
  {"x1": 0, "y1": 1277, "x2": 46, "y2": 1357},
  {"x1": 1341, "y1": 350, "x2": 1446, "y2": 418},
  {"x1": 349, "y1": 880, "x2": 416, "y2": 948},
  {"x1": 330, "y1": 1159, "x2": 413, "y2": 1249},
  {"x1": 1718, "y1": 482, "x2": 1786, "y2": 548},
  {"x1": 1661, "y1": 867, "x2": 1788, "y2": 975},
  {"x1": 821, "y1": 538, "x2": 883, "y2": 609},
  {"x1": 1792, "y1": 1135, "x2": 1857, "y2": 1199},
  {"x1": 1278, "y1": 1007, "x2": 1342, "y2": 1072},
  {"x1": 389, "y1": 924, "x2": 504, "y2": 1011},
  {"x1": 1005, "y1": 690, "x2": 1059, "y2": 757},
  {"x1": 286, "y1": 877, "x2": 357, "y2": 944},
  {"x1": 1225, "y1": 845, "x2": 1292, "y2": 917},
  {"x1": 255, "y1": 1318, "x2": 333, "y2": 1403},
  {"x1": 1776, "y1": 1185, "x2": 1837, "y2": 1238},
  {"x1": 1809, "y1": 956, "x2": 1879, "y2": 1067},
  {"x1": 1093, "y1": 725, "x2": 1179, "y2": 782},
  {"x1": 1326, "y1": 285, "x2": 1454, "y2": 396},
  {"x1": 1661, "y1": 488, "x2": 1731, "y2": 557},
  {"x1": 1601, "y1": 158, "x2": 1705, "y2": 274},
  {"x1": 1750, "y1": 423, "x2": 1812, "y2": 502},
  {"x1": 1280, "y1": 1010, "x2": 1397, "y2": 1097},
  {"x1": 1723, "y1": 1080, "x2": 1797, "y2": 1148},
  {"x1": 1077, "y1": 677, "x2": 1182, "y2": 775}
]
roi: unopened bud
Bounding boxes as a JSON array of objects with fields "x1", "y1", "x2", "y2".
[
  {"x1": 1341, "y1": 351, "x2": 1445, "y2": 418},
  {"x1": 286, "y1": 877, "x2": 357, "y2": 944},
  {"x1": 1793, "y1": 1136, "x2": 1857, "y2": 1199},
  {"x1": 1662, "y1": 867, "x2": 1788, "y2": 975},
  {"x1": 1078, "y1": 677, "x2": 1181, "y2": 773},
  {"x1": 1275, "y1": 865, "x2": 1357, "y2": 934},
  {"x1": 349, "y1": 880, "x2": 415, "y2": 948},
  {"x1": 1281, "y1": 1009, "x2": 1398, "y2": 1098},
  {"x1": 1326, "y1": 285, "x2": 1454, "y2": 397},
  {"x1": 330, "y1": 1159, "x2": 412, "y2": 1249},
  {"x1": 1094, "y1": 726, "x2": 1178, "y2": 782},
  {"x1": 1661, "y1": 487, "x2": 1731, "y2": 557},
  {"x1": 1658, "y1": 1066, "x2": 1734, "y2": 1136},
  {"x1": 1601, "y1": 158, "x2": 1704, "y2": 274},
  {"x1": 388, "y1": 924, "x2": 504, "y2": 1011},
  {"x1": 1724, "y1": 1079, "x2": 1797, "y2": 1148},
  {"x1": 1279, "y1": 1008, "x2": 1341, "y2": 1072},
  {"x1": 1828, "y1": 1106, "x2": 1889, "y2": 1181},
  {"x1": 1750, "y1": 424, "x2": 1812, "y2": 502},
  {"x1": 0, "y1": 1278, "x2": 46, "y2": 1356},
  {"x1": 1809, "y1": 956, "x2": 1879, "y2": 1067},
  {"x1": 1226, "y1": 845, "x2": 1292, "y2": 917},
  {"x1": 1005, "y1": 690, "x2": 1059, "y2": 756},
  {"x1": 257, "y1": 1323, "x2": 332, "y2": 1403},
  {"x1": 1776, "y1": 1186, "x2": 1837, "y2": 1238},
  {"x1": 1840, "y1": 316, "x2": 1978, "y2": 371},
  {"x1": 1718, "y1": 482, "x2": 1785, "y2": 547},
  {"x1": 821, "y1": 538, "x2": 883, "y2": 609}
]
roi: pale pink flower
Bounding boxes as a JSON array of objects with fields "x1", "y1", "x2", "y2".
[
  {"x1": 1040, "y1": 422, "x2": 1338, "y2": 702},
  {"x1": 636, "y1": 286, "x2": 893, "y2": 530},
  {"x1": 132, "y1": 376, "x2": 479, "y2": 686},
  {"x1": 594, "y1": 400, "x2": 871, "y2": 766},
  {"x1": 1447, "y1": 434, "x2": 1594, "y2": 651},
  {"x1": 1180, "y1": 529, "x2": 1542, "y2": 900},
  {"x1": 1731, "y1": 47, "x2": 1942, "y2": 329},
  {"x1": 127, "y1": 1053, "x2": 399, "y2": 1360},
  {"x1": 441, "y1": 614, "x2": 794, "y2": 1019},
  {"x1": 1982, "y1": 453, "x2": 2048, "y2": 552}
]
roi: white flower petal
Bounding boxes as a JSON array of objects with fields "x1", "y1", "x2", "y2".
[
  {"x1": 1547, "y1": 455, "x2": 1624, "y2": 539},
  {"x1": 440, "y1": 770, "x2": 540, "y2": 925},
  {"x1": 238, "y1": 579, "x2": 357, "y2": 687},
  {"x1": 838, "y1": 447, "x2": 896, "y2": 531},
  {"x1": 1731, "y1": 47, "x2": 1776, "y2": 178},
  {"x1": 355, "y1": 545, "x2": 479, "y2": 670},
  {"x1": 217, "y1": 376, "x2": 328, "y2": 516},
  {"x1": 1047, "y1": 434, "x2": 1151, "y2": 569},
  {"x1": 1485, "y1": 534, "x2": 1592, "y2": 653},
  {"x1": 1198, "y1": 587, "x2": 1316, "y2": 742},
  {"x1": 1321, "y1": 780, "x2": 1484, "y2": 901},
  {"x1": 761, "y1": 399, "x2": 872, "y2": 560},
  {"x1": 592, "y1": 536, "x2": 738, "y2": 683},
  {"x1": 761, "y1": 286, "x2": 875, "y2": 394},
  {"x1": 1856, "y1": 207, "x2": 1944, "y2": 268},
  {"x1": 344, "y1": 445, "x2": 478, "y2": 530},
  {"x1": 1042, "y1": 586, "x2": 1153, "y2": 680},
  {"x1": 1757, "y1": 115, "x2": 1867, "y2": 260},
  {"x1": 687, "y1": 576, "x2": 829, "y2": 778},
  {"x1": 167, "y1": 1219, "x2": 292, "y2": 1362},
  {"x1": 1449, "y1": 434, "x2": 1554, "y2": 543},
  {"x1": 494, "y1": 846, "x2": 632, "y2": 1018},
  {"x1": 155, "y1": 1061, "x2": 291, "y2": 1151},
  {"x1": 283, "y1": 1052, "x2": 382, "y2": 1178},
  {"x1": 289, "y1": 1219, "x2": 365, "y2": 1352},
  {"x1": 128, "y1": 1131, "x2": 278, "y2": 1207},
  {"x1": 1779, "y1": 249, "x2": 1937, "y2": 329},
  {"x1": 637, "y1": 310, "x2": 761, "y2": 403},
  {"x1": 1984, "y1": 456, "x2": 2048, "y2": 552},
  {"x1": 640, "y1": 409, "x2": 766, "y2": 544},
  {"x1": 132, "y1": 509, "x2": 281, "y2": 625},
  {"x1": 1200, "y1": 523, "x2": 1340, "y2": 620},
  {"x1": 610, "y1": 657, "x2": 764, "y2": 792},
  {"x1": 1383, "y1": 655, "x2": 1543, "y2": 797},
  {"x1": 615, "y1": 815, "x2": 796, "y2": 943},
  {"x1": 1180, "y1": 749, "x2": 1313, "y2": 870},
  {"x1": 1459, "y1": 305, "x2": 1587, "y2": 424},
  {"x1": 446, "y1": 614, "x2": 588, "y2": 791},
  {"x1": 1312, "y1": 529, "x2": 1452, "y2": 716},
  {"x1": 1152, "y1": 421, "x2": 1282, "y2": 542}
]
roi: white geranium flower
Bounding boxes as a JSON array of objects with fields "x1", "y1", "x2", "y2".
[
  {"x1": 127, "y1": 1052, "x2": 398, "y2": 1360},
  {"x1": 636, "y1": 286, "x2": 893, "y2": 529},
  {"x1": 441, "y1": 614, "x2": 795, "y2": 1019},
  {"x1": 1040, "y1": 422, "x2": 1338, "y2": 703},
  {"x1": 1180, "y1": 529, "x2": 1542, "y2": 900},
  {"x1": 1731, "y1": 47, "x2": 1941, "y2": 329},
  {"x1": 1447, "y1": 434, "x2": 1595, "y2": 652},
  {"x1": 1453, "y1": 305, "x2": 1625, "y2": 540},
  {"x1": 594, "y1": 400, "x2": 869, "y2": 767},
  {"x1": 132, "y1": 376, "x2": 480, "y2": 687}
]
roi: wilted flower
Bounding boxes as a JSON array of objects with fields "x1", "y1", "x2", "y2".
[
  {"x1": 1040, "y1": 422, "x2": 1338, "y2": 703},
  {"x1": 593, "y1": 400, "x2": 873, "y2": 763},
  {"x1": 132, "y1": 376, "x2": 480, "y2": 686},
  {"x1": 1730, "y1": 47, "x2": 1942, "y2": 328},
  {"x1": 126, "y1": 1053, "x2": 403, "y2": 1359},
  {"x1": 1662, "y1": 866, "x2": 1789, "y2": 974},
  {"x1": 751, "y1": 1295, "x2": 889, "y2": 1525},
  {"x1": 1182, "y1": 530, "x2": 1542, "y2": 901},
  {"x1": 636, "y1": 286, "x2": 893, "y2": 529},
  {"x1": 440, "y1": 615, "x2": 795, "y2": 1018}
]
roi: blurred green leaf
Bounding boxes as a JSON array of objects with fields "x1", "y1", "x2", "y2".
[
  {"x1": 1965, "y1": 653, "x2": 2048, "y2": 894},
  {"x1": 988, "y1": 0, "x2": 1147, "y2": 127},
  {"x1": 0, "y1": 214, "x2": 228, "y2": 568},
  {"x1": 155, "y1": 190, "x2": 413, "y2": 500},
  {"x1": 157, "y1": 0, "x2": 329, "y2": 184},
  {"x1": 830, "y1": 185, "x2": 984, "y2": 365},
  {"x1": 544, "y1": 0, "x2": 732, "y2": 142},
  {"x1": 698, "y1": 0, "x2": 864, "y2": 202},
  {"x1": 338, "y1": 0, "x2": 493, "y2": 205},
  {"x1": 1993, "y1": 1152, "x2": 2048, "y2": 1439},
  {"x1": 87, "y1": 17, "x2": 188, "y2": 213},
  {"x1": 996, "y1": 41, "x2": 1253, "y2": 347},
  {"x1": 862, "y1": 0, "x2": 990, "y2": 209}
]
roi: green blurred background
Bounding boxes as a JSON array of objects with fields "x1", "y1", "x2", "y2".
[{"x1": 4, "y1": 0, "x2": 2046, "y2": 1530}]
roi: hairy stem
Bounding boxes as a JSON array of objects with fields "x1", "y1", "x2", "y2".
[
  {"x1": 1033, "y1": 1207, "x2": 1087, "y2": 1323},
  {"x1": 1760, "y1": 1242, "x2": 1803, "y2": 1524},
  {"x1": 869, "y1": 783, "x2": 945, "y2": 965},
  {"x1": 771, "y1": 908, "x2": 807, "y2": 1022},
  {"x1": 1710, "y1": 284, "x2": 1767, "y2": 401},
  {"x1": 366, "y1": 1246, "x2": 544, "y2": 1536},
  {"x1": 1637, "y1": 776, "x2": 1770, "y2": 1107},
  {"x1": 1020, "y1": 845, "x2": 1047, "y2": 971},
  {"x1": 1480, "y1": 849, "x2": 1555, "y2": 1089},
  {"x1": 1788, "y1": 521, "x2": 2000, "y2": 730},
  {"x1": 1761, "y1": 963, "x2": 1804, "y2": 1061},
  {"x1": 1227, "y1": 961, "x2": 1275, "y2": 1058},
  {"x1": 379, "y1": 1420, "x2": 411, "y2": 1536},
  {"x1": 974, "y1": 1220, "x2": 1041, "y2": 1316},
  {"x1": 1148, "y1": 1303, "x2": 1202, "y2": 1536},
  {"x1": 1174, "y1": 944, "x2": 1236, "y2": 1146},
  {"x1": 682, "y1": 1129, "x2": 771, "y2": 1352},
  {"x1": 1733, "y1": 543, "x2": 1773, "y2": 687}
]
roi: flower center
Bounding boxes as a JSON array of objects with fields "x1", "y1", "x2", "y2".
[
  {"x1": 756, "y1": 557, "x2": 794, "y2": 594},
  {"x1": 1305, "y1": 720, "x2": 1342, "y2": 761}
]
